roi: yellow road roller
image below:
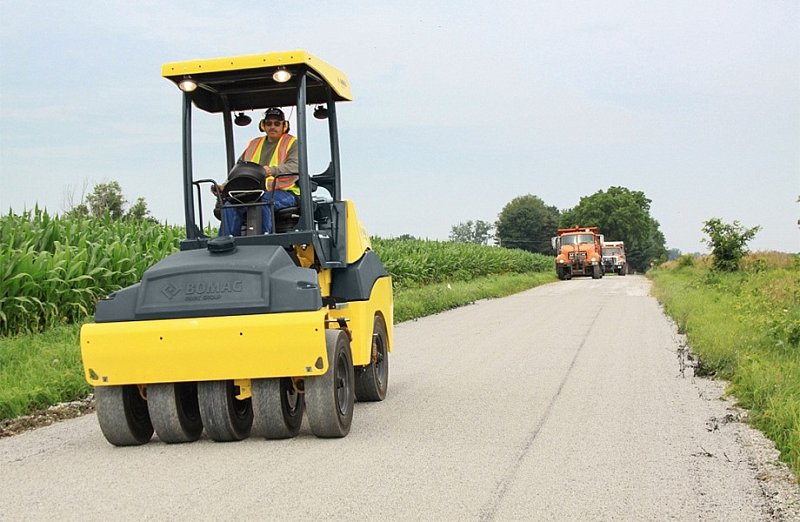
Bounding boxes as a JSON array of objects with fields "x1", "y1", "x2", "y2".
[{"x1": 80, "y1": 50, "x2": 393, "y2": 445}]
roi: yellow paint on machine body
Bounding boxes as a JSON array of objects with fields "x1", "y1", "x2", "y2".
[
  {"x1": 81, "y1": 310, "x2": 328, "y2": 386},
  {"x1": 330, "y1": 276, "x2": 394, "y2": 366}
]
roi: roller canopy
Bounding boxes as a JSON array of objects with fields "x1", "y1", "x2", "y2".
[{"x1": 162, "y1": 50, "x2": 352, "y2": 112}]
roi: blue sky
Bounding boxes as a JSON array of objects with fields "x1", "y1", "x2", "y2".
[{"x1": 1, "y1": 1, "x2": 798, "y2": 253}]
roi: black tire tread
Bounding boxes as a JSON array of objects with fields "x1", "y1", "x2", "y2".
[
  {"x1": 148, "y1": 382, "x2": 203, "y2": 443},
  {"x1": 95, "y1": 385, "x2": 153, "y2": 446},
  {"x1": 251, "y1": 378, "x2": 304, "y2": 439},
  {"x1": 198, "y1": 380, "x2": 253, "y2": 442},
  {"x1": 355, "y1": 315, "x2": 389, "y2": 402},
  {"x1": 305, "y1": 329, "x2": 354, "y2": 438}
]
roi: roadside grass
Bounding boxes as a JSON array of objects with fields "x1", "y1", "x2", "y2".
[
  {"x1": 395, "y1": 272, "x2": 556, "y2": 323},
  {"x1": 0, "y1": 323, "x2": 89, "y2": 419},
  {"x1": 0, "y1": 271, "x2": 556, "y2": 422},
  {"x1": 649, "y1": 252, "x2": 800, "y2": 480}
]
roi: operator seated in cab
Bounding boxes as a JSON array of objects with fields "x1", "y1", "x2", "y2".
[{"x1": 216, "y1": 107, "x2": 299, "y2": 235}]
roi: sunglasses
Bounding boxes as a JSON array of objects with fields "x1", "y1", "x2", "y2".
[{"x1": 264, "y1": 120, "x2": 285, "y2": 127}]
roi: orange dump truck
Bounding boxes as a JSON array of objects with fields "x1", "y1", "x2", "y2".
[{"x1": 552, "y1": 226, "x2": 604, "y2": 280}]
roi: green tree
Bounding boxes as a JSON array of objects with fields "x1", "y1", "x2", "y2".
[
  {"x1": 701, "y1": 218, "x2": 760, "y2": 272},
  {"x1": 74, "y1": 181, "x2": 153, "y2": 222},
  {"x1": 449, "y1": 220, "x2": 493, "y2": 245},
  {"x1": 559, "y1": 186, "x2": 666, "y2": 270},
  {"x1": 126, "y1": 197, "x2": 152, "y2": 221},
  {"x1": 63, "y1": 203, "x2": 89, "y2": 219},
  {"x1": 495, "y1": 195, "x2": 560, "y2": 254},
  {"x1": 86, "y1": 181, "x2": 126, "y2": 219}
]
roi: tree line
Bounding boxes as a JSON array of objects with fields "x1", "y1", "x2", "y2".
[
  {"x1": 449, "y1": 186, "x2": 667, "y2": 271},
  {"x1": 60, "y1": 181, "x2": 767, "y2": 273}
]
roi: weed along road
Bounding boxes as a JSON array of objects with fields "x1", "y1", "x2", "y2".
[{"x1": 1, "y1": 276, "x2": 793, "y2": 520}]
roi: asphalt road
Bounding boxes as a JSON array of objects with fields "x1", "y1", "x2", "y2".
[{"x1": 1, "y1": 276, "x2": 794, "y2": 520}]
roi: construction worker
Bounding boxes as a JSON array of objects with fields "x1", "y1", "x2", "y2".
[{"x1": 218, "y1": 107, "x2": 299, "y2": 235}]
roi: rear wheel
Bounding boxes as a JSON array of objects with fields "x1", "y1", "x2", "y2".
[
  {"x1": 198, "y1": 380, "x2": 253, "y2": 441},
  {"x1": 148, "y1": 382, "x2": 203, "y2": 443},
  {"x1": 95, "y1": 385, "x2": 153, "y2": 446},
  {"x1": 251, "y1": 378, "x2": 304, "y2": 439},
  {"x1": 355, "y1": 315, "x2": 389, "y2": 401},
  {"x1": 305, "y1": 329, "x2": 354, "y2": 438}
]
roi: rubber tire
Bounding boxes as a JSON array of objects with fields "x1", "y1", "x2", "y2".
[
  {"x1": 251, "y1": 378, "x2": 304, "y2": 439},
  {"x1": 305, "y1": 329, "x2": 355, "y2": 438},
  {"x1": 620, "y1": 265, "x2": 627, "y2": 276},
  {"x1": 198, "y1": 380, "x2": 253, "y2": 442},
  {"x1": 148, "y1": 382, "x2": 203, "y2": 443},
  {"x1": 592, "y1": 265, "x2": 602, "y2": 279},
  {"x1": 355, "y1": 315, "x2": 389, "y2": 402},
  {"x1": 95, "y1": 385, "x2": 153, "y2": 446}
]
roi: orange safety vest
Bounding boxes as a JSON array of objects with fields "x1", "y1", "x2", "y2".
[{"x1": 241, "y1": 134, "x2": 299, "y2": 195}]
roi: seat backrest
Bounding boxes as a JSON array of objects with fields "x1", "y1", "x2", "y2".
[{"x1": 274, "y1": 206, "x2": 300, "y2": 233}]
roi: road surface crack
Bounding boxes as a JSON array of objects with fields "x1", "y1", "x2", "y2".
[{"x1": 478, "y1": 304, "x2": 606, "y2": 521}]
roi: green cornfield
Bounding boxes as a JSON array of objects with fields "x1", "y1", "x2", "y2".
[
  {"x1": 372, "y1": 237, "x2": 551, "y2": 288},
  {"x1": 1, "y1": 210, "x2": 551, "y2": 336},
  {"x1": 1, "y1": 208, "x2": 184, "y2": 335}
]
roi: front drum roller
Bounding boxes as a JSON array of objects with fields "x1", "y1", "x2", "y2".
[
  {"x1": 305, "y1": 329, "x2": 355, "y2": 438},
  {"x1": 251, "y1": 377, "x2": 304, "y2": 439},
  {"x1": 355, "y1": 314, "x2": 389, "y2": 402},
  {"x1": 148, "y1": 382, "x2": 203, "y2": 443},
  {"x1": 198, "y1": 380, "x2": 253, "y2": 442},
  {"x1": 95, "y1": 385, "x2": 153, "y2": 446}
]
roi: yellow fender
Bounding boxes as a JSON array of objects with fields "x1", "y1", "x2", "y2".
[{"x1": 328, "y1": 276, "x2": 393, "y2": 366}]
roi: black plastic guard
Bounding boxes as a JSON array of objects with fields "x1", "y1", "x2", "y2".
[
  {"x1": 95, "y1": 245, "x2": 322, "y2": 322},
  {"x1": 330, "y1": 250, "x2": 389, "y2": 301}
]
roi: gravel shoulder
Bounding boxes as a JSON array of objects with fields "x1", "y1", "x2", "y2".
[{"x1": 0, "y1": 397, "x2": 94, "y2": 438}]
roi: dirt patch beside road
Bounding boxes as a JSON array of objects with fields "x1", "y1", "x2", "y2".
[{"x1": 0, "y1": 396, "x2": 94, "y2": 438}]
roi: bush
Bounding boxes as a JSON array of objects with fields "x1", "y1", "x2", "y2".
[{"x1": 701, "y1": 218, "x2": 761, "y2": 272}]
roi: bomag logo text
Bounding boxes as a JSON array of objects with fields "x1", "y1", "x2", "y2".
[{"x1": 184, "y1": 280, "x2": 244, "y2": 301}]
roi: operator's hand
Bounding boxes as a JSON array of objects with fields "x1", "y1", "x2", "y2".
[
  {"x1": 211, "y1": 183, "x2": 225, "y2": 196},
  {"x1": 266, "y1": 175, "x2": 275, "y2": 189}
]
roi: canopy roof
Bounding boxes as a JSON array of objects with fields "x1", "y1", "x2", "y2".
[{"x1": 161, "y1": 50, "x2": 352, "y2": 113}]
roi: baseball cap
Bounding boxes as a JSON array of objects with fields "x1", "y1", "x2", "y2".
[{"x1": 263, "y1": 107, "x2": 285, "y2": 120}]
